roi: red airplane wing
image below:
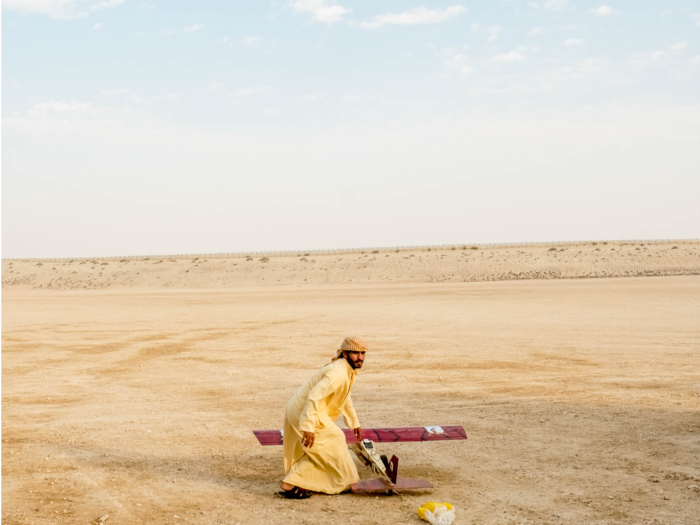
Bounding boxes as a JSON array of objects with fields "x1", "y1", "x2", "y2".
[
  {"x1": 253, "y1": 425, "x2": 466, "y2": 446},
  {"x1": 351, "y1": 477, "x2": 434, "y2": 493}
]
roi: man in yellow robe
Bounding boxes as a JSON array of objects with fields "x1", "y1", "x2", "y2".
[{"x1": 279, "y1": 336, "x2": 367, "y2": 498}]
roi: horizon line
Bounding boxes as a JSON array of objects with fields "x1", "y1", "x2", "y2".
[{"x1": 3, "y1": 238, "x2": 698, "y2": 262}]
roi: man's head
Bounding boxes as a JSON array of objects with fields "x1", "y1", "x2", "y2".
[
  {"x1": 342, "y1": 348, "x2": 366, "y2": 369},
  {"x1": 336, "y1": 335, "x2": 368, "y2": 369}
]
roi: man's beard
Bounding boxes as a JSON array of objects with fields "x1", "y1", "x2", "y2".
[{"x1": 346, "y1": 356, "x2": 360, "y2": 369}]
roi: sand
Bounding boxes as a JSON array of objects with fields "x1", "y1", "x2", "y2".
[
  {"x1": 2, "y1": 274, "x2": 699, "y2": 525},
  {"x1": 3, "y1": 242, "x2": 699, "y2": 290}
]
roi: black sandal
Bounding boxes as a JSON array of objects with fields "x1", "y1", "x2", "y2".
[{"x1": 279, "y1": 486, "x2": 313, "y2": 499}]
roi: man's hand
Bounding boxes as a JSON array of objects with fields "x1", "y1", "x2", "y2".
[
  {"x1": 301, "y1": 431, "x2": 315, "y2": 448},
  {"x1": 353, "y1": 427, "x2": 363, "y2": 441}
]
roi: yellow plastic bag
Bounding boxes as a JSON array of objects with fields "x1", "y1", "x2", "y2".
[{"x1": 417, "y1": 502, "x2": 455, "y2": 524}]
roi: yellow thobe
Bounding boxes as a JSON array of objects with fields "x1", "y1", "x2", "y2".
[{"x1": 282, "y1": 358, "x2": 361, "y2": 494}]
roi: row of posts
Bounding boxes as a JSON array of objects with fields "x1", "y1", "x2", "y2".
[{"x1": 5, "y1": 238, "x2": 698, "y2": 263}]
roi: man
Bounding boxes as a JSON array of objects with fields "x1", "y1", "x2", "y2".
[{"x1": 279, "y1": 336, "x2": 367, "y2": 499}]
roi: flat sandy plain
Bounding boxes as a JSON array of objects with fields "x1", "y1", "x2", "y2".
[{"x1": 2, "y1": 244, "x2": 700, "y2": 525}]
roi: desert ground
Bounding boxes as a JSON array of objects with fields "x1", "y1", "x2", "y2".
[{"x1": 2, "y1": 243, "x2": 700, "y2": 525}]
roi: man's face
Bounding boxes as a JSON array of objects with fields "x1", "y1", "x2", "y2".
[{"x1": 344, "y1": 350, "x2": 366, "y2": 369}]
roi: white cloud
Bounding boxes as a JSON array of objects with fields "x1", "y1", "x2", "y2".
[
  {"x1": 101, "y1": 88, "x2": 128, "y2": 95},
  {"x1": 670, "y1": 42, "x2": 687, "y2": 54},
  {"x1": 443, "y1": 53, "x2": 473, "y2": 76},
  {"x1": 2, "y1": 0, "x2": 124, "y2": 19},
  {"x1": 33, "y1": 101, "x2": 92, "y2": 113},
  {"x1": 528, "y1": 27, "x2": 543, "y2": 36},
  {"x1": 469, "y1": 23, "x2": 480, "y2": 32},
  {"x1": 138, "y1": 29, "x2": 162, "y2": 35},
  {"x1": 6, "y1": 100, "x2": 93, "y2": 121},
  {"x1": 130, "y1": 93, "x2": 181, "y2": 104},
  {"x1": 565, "y1": 38, "x2": 584, "y2": 47},
  {"x1": 628, "y1": 50, "x2": 666, "y2": 69},
  {"x1": 342, "y1": 95, "x2": 372, "y2": 102},
  {"x1": 579, "y1": 57, "x2": 611, "y2": 74},
  {"x1": 630, "y1": 42, "x2": 692, "y2": 69},
  {"x1": 90, "y1": 0, "x2": 123, "y2": 11},
  {"x1": 693, "y1": 14, "x2": 700, "y2": 27},
  {"x1": 242, "y1": 36, "x2": 263, "y2": 49},
  {"x1": 486, "y1": 26, "x2": 501, "y2": 42},
  {"x1": 3, "y1": 99, "x2": 188, "y2": 156},
  {"x1": 529, "y1": 0, "x2": 567, "y2": 12},
  {"x1": 661, "y1": 9, "x2": 672, "y2": 16},
  {"x1": 360, "y1": 5, "x2": 466, "y2": 30},
  {"x1": 493, "y1": 51, "x2": 524, "y2": 63},
  {"x1": 293, "y1": 0, "x2": 351, "y2": 24},
  {"x1": 91, "y1": 22, "x2": 102, "y2": 30},
  {"x1": 183, "y1": 24, "x2": 204, "y2": 33},
  {"x1": 220, "y1": 36, "x2": 234, "y2": 48},
  {"x1": 691, "y1": 56, "x2": 700, "y2": 66},
  {"x1": 262, "y1": 108, "x2": 275, "y2": 116},
  {"x1": 590, "y1": 5, "x2": 615, "y2": 16},
  {"x1": 207, "y1": 83, "x2": 223, "y2": 92},
  {"x1": 231, "y1": 86, "x2": 275, "y2": 98},
  {"x1": 545, "y1": 0, "x2": 567, "y2": 10}
]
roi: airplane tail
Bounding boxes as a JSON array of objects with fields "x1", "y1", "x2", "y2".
[{"x1": 385, "y1": 454, "x2": 398, "y2": 484}]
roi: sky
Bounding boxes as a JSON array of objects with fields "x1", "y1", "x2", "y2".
[{"x1": 2, "y1": 0, "x2": 699, "y2": 258}]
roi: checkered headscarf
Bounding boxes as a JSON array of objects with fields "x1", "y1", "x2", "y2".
[{"x1": 334, "y1": 335, "x2": 368, "y2": 360}]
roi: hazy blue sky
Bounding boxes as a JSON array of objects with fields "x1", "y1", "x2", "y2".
[{"x1": 2, "y1": 0, "x2": 699, "y2": 258}]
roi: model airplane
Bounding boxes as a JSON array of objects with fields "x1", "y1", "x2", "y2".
[{"x1": 253, "y1": 425, "x2": 467, "y2": 494}]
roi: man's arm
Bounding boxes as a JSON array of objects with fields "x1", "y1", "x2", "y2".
[
  {"x1": 298, "y1": 371, "x2": 342, "y2": 447},
  {"x1": 341, "y1": 394, "x2": 362, "y2": 439}
]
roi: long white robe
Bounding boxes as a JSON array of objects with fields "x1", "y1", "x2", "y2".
[{"x1": 282, "y1": 358, "x2": 361, "y2": 494}]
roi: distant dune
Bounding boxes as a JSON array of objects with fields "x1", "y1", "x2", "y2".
[{"x1": 3, "y1": 241, "x2": 699, "y2": 290}]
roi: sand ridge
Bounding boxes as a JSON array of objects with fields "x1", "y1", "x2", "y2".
[{"x1": 3, "y1": 242, "x2": 699, "y2": 290}]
